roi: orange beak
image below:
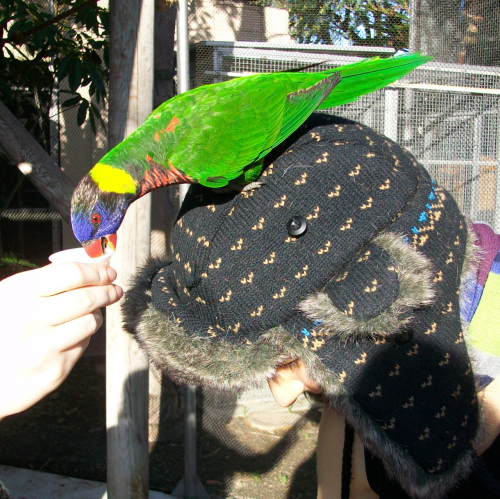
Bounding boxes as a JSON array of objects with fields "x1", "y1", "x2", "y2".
[
  {"x1": 106, "y1": 233, "x2": 117, "y2": 252},
  {"x1": 83, "y1": 234, "x2": 117, "y2": 258}
]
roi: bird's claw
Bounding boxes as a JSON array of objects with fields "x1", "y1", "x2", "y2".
[
  {"x1": 212, "y1": 181, "x2": 266, "y2": 194},
  {"x1": 240, "y1": 181, "x2": 265, "y2": 192}
]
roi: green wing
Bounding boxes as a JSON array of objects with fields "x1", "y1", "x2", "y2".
[
  {"x1": 100, "y1": 53, "x2": 431, "y2": 189},
  {"x1": 318, "y1": 53, "x2": 432, "y2": 109},
  {"x1": 168, "y1": 71, "x2": 342, "y2": 187}
]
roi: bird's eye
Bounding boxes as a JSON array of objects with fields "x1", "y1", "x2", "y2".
[{"x1": 91, "y1": 213, "x2": 101, "y2": 225}]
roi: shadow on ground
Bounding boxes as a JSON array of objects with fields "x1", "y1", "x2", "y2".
[{"x1": 0, "y1": 357, "x2": 320, "y2": 499}]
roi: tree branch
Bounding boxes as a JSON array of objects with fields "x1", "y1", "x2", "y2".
[{"x1": 0, "y1": 99, "x2": 75, "y2": 224}]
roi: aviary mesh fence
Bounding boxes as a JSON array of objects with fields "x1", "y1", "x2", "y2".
[
  {"x1": 190, "y1": 1, "x2": 500, "y2": 498},
  {"x1": 0, "y1": 1, "x2": 499, "y2": 498}
]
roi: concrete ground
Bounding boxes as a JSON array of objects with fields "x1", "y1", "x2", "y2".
[{"x1": 0, "y1": 465, "x2": 175, "y2": 499}]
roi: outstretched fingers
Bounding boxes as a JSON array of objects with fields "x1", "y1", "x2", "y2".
[
  {"x1": 39, "y1": 283, "x2": 123, "y2": 327},
  {"x1": 50, "y1": 310, "x2": 104, "y2": 353},
  {"x1": 34, "y1": 263, "x2": 117, "y2": 297}
]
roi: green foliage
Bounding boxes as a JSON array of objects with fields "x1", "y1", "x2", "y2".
[
  {"x1": 0, "y1": 0, "x2": 109, "y2": 148},
  {"x1": 245, "y1": 0, "x2": 410, "y2": 49},
  {"x1": 289, "y1": 0, "x2": 409, "y2": 49},
  {"x1": 0, "y1": 253, "x2": 38, "y2": 269},
  {"x1": 277, "y1": 472, "x2": 288, "y2": 484}
]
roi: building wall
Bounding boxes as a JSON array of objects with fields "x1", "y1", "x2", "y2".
[{"x1": 188, "y1": 0, "x2": 293, "y2": 44}]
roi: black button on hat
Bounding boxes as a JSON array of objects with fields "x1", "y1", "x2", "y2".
[
  {"x1": 395, "y1": 327, "x2": 414, "y2": 345},
  {"x1": 287, "y1": 216, "x2": 307, "y2": 237}
]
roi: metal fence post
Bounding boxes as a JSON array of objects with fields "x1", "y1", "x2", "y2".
[
  {"x1": 384, "y1": 87, "x2": 399, "y2": 142},
  {"x1": 171, "y1": 3, "x2": 209, "y2": 497}
]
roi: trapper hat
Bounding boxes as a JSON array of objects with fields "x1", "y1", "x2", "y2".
[{"x1": 123, "y1": 114, "x2": 479, "y2": 499}]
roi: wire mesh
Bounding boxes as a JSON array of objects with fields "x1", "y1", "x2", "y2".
[{"x1": 190, "y1": 1, "x2": 500, "y2": 498}]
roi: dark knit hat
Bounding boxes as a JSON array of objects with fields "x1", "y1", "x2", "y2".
[{"x1": 123, "y1": 114, "x2": 479, "y2": 499}]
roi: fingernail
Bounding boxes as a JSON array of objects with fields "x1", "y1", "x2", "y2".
[
  {"x1": 107, "y1": 267, "x2": 117, "y2": 281},
  {"x1": 115, "y1": 285, "x2": 124, "y2": 299}
]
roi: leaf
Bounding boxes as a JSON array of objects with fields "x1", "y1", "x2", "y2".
[
  {"x1": 0, "y1": 11, "x2": 13, "y2": 24},
  {"x1": 62, "y1": 95, "x2": 81, "y2": 108},
  {"x1": 3, "y1": 0, "x2": 109, "y2": 138},
  {"x1": 77, "y1": 99, "x2": 89, "y2": 126},
  {"x1": 103, "y1": 45, "x2": 109, "y2": 68},
  {"x1": 32, "y1": 33, "x2": 47, "y2": 51},
  {"x1": 8, "y1": 20, "x2": 28, "y2": 34},
  {"x1": 89, "y1": 108, "x2": 96, "y2": 134},
  {"x1": 99, "y1": 10, "x2": 109, "y2": 31},
  {"x1": 57, "y1": 55, "x2": 71, "y2": 80},
  {"x1": 68, "y1": 58, "x2": 83, "y2": 92},
  {"x1": 89, "y1": 50, "x2": 102, "y2": 66},
  {"x1": 86, "y1": 9, "x2": 98, "y2": 32},
  {"x1": 91, "y1": 102, "x2": 106, "y2": 130},
  {"x1": 84, "y1": 59, "x2": 105, "y2": 93}
]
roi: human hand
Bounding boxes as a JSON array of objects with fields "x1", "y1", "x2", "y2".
[
  {"x1": 268, "y1": 358, "x2": 321, "y2": 408},
  {"x1": 0, "y1": 263, "x2": 123, "y2": 420}
]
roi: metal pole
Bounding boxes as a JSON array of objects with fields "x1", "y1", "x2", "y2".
[
  {"x1": 495, "y1": 103, "x2": 500, "y2": 232},
  {"x1": 174, "y1": 5, "x2": 208, "y2": 499},
  {"x1": 471, "y1": 114, "x2": 482, "y2": 221},
  {"x1": 184, "y1": 386, "x2": 197, "y2": 499},
  {"x1": 384, "y1": 88, "x2": 399, "y2": 142},
  {"x1": 49, "y1": 0, "x2": 63, "y2": 253},
  {"x1": 408, "y1": 0, "x2": 420, "y2": 53},
  {"x1": 177, "y1": 0, "x2": 196, "y2": 493},
  {"x1": 177, "y1": 0, "x2": 190, "y2": 203},
  {"x1": 177, "y1": 0, "x2": 190, "y2": 94}
]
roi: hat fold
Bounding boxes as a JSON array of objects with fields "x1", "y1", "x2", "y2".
[{"x1": 299, "y1": 232, "x2": 435, "y2": 339}]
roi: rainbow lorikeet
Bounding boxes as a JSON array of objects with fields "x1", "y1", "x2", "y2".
[{"x1": 71, "y1": 53, "x2": 432, "y2": 257}]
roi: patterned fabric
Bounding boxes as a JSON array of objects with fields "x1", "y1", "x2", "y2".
[
  {"x1": 124, "y1": 114, "x2": 478, "y2": 499},
  {"x1": 464, "y1": 223, "x2": 500, "y2": 389},
  {"x1": 461, "y1": 223, "x2": 500, "y2": 323}
]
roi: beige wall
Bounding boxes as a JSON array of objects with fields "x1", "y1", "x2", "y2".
[{"x1": 188, "y1": 0, "x2": 293, "y2": 44}]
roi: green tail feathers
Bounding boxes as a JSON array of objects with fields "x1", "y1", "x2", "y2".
[{"x1": 318, "y1": 53, "x2": 432, "y2": 110}]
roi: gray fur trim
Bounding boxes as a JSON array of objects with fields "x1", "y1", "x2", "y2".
[
  {"x1": 458, "y1": 220, "x2": 490, "y2": 451},
  {"x1": 460, "y1": 219, "x2": 482, "y2": 328},
  {"x1": 298, "y1": 233, "x2": 435, "y2": 339},
  {"x1": 132, "y1": 298, "x2": 475, "y2": 499},
  {"x1": 125, "y1": 254, "x2": 477, "y2": 499},
  {"x1": 121, "y1": 257, "x2": 170, "y2": 336},
  {"x1": 299, "y1": 350, "x2": 477, "y2": 499},
  {"x1": 318, "y1": 386, "x2": 476, "y2": 499},
  {"x1": 458, "y1": 219, "x2": 481, "y2": 363},
  {"x1": 0, "y1": 481, "x2": 13, "y2": 499},
  {"x1": 124, "y1": 259, "x2": 343, "y2": 391},
  {"x1": 134, "y1": 303, "x2": 336, "y2": 391}
]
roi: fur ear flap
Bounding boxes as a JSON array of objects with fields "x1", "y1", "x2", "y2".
[{"x1": 298, "y1": 232, "x2": 435, "y2": 339}]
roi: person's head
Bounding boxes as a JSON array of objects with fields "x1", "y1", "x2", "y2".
[{"x1": 124, "y1": 114, "x2": 479, "y2": 498}]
